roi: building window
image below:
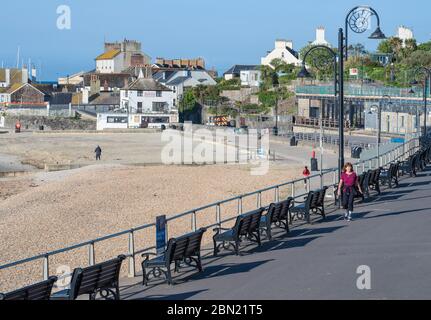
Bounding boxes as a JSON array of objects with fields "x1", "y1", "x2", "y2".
[
  {"x1": 124, "y1": 90, "x2": 128, "y2": 98},
  {"x1": 152, "y1": 102, "x2": 167, "y2": 112},
  {"x1": 107, "y1": 116, "x2": 128, "y2": 124},
  {"x1": 142, "y1": 116, "x2": 169, "y2": 124},
  {"x1": 137, "y1": 90, "x2": 143, "y2": 97},
  {"x1": 156, "y1": 91, "x2": 162, "y2": 97},
  {"x1": 137, "y1": 102, "x2": 143, "y2": 113},
  {"x1": 401, "y1": 116, "x2": 405, "y2": 128}
]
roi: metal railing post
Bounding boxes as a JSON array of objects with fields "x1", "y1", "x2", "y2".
[
  {"x1": 257, "y1": 192, "x2": 262, "y2": 208},
  {"x1": 128, "y1": 230, "x2": 135, "y2": 278},
  {"x1": 216, "y1": 204, "x2": 221, "y2": 227},
  {"x1": 291, "y1": 182, "x2": 295, "y2": 201},
  {"x1": 192, "y1": 211, "x2": 197, "y2": 231},
  {"x1": 43, "y1": 255, "x2": 49, "y2": 281},
  {"x1": 238, "y1": 197, "x2": 243, "y2": 215},
  {"x1": 89, "y1": 242, "x2": 95, "y2": 266}
]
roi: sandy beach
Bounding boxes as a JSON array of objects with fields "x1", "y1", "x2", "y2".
[{"x1": 0, "y1": 162, "x2": 302, "y2": 292}]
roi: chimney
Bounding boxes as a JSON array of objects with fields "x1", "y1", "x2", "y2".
[
  {"x1": 21, "y1": 66, "x2": 29, "y2": 83},
  {"x1": 5, "y1": 69, "x2": 10, "y2": 86},
  {"x1": 275, "y1": 39, "x2": 293, "y2": 49},
  {"x1": 315, "y1": 27, "x2": 326, "y2": 44}
]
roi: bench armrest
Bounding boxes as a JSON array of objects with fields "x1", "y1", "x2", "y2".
[
  {"x1": 50, "y1": 289, "x2": 71, "y2": 300},
  {"x1": 213, "y1": 227, "x2": 231, "y2": 235},
  {"x1": 293, "y1": 199, "x2": 307, "y2": 204},
  {"x1": 141, "y1": 252, "x2": 158, "y2": 261}
]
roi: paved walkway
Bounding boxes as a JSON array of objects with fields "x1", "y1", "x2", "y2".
[{"x1": 119, "y1": 167, "x2": 431, "y2": 300}]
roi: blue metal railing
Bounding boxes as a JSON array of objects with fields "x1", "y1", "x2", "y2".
[{"x1": 295, "y1": 84, "x2": 428, "y2": 99}]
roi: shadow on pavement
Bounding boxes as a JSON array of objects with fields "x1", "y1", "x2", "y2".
[
  {"x1": 359, "y1": 207, "x2": 431, "y2": 220},
  {"x1": 137, "y1": 289, "x2": 208, "y2": 300}
]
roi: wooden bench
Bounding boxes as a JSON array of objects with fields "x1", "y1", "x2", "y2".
[
  {"x1": 142, "y1": 228, "x2": 206, "y2": 286},
  {"x1": 380, "y1": 162, "x2": 399, "y2": 188},
  {"x1": 259, "y1": 198, "x2": 294, "y2": 240},
  {"x1": 368, "y1": 168, "x2": 381, "y2": 195},
  {"x1": 51, "y1": 255, "x2": 126, "y2": 300},
  {"x1": 0, "y1": 276, "x2": 57, "y2": 300},
  {"x1": 290, "y1": 187, "x2": 328, "y2": 224},
  {"x1": 400, "y1": 153, "x2": 419, "y2": 177},
  {"x1": 213, "y1": 208, "x2": 264, "y2": 256}
]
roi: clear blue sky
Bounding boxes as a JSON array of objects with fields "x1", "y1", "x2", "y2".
[{"x1": 1, "y1": 0, "x2": 430, "y2": 80}]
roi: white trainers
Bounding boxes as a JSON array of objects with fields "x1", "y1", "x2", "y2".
[{"x1": 347, "y1": 212, "x2": 353, "y2": 221}]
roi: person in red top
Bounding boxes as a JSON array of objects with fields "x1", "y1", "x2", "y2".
[
  {"x1": 337, "y1": 162, "x2": 363, "y2": 221},
  {"x1": 303, "y1": 166, "x2": 311, "y2": 190}
]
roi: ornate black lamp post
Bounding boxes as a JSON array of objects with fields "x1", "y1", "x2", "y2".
[
  {"x1": 298, "y1": 6, "x2": 385, "y2": 178},
  {"x1": 410, "y1": 67, "x2": 431, "y2": 137},
  {"x1": 344, "y1": 6, "x2": 386, "y2": 60},
  {"x1": 369, "y1": 95, "x2": 392, "y2": 166},
  {"x1": 298, "y1": 45, "x2": 337, "y2": 182},
  {"x1": 299, "y1": 6, "x2": 385, "y2": 178}
]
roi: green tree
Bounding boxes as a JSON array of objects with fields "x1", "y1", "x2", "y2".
[
  {"x1": 259, "y1": 65, "x2": 279, "y2": 90},
  {"x1": 179, "y1": 89, "x2": 196, "y2": 112}
]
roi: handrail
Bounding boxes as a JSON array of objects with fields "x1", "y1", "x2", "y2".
[{"x1": 0, "y1": 134, "x2": 421, "y2": 291}]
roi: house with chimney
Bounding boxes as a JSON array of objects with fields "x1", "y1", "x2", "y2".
[
  {"x1": 261, "y1": 39, "x2": 301, "y2": 68},
  {"x1": 95, "y1": 39, "x2": 151, "y2": 74},
  {"x1": 98, "y1": 69, "x2": 178, "y2": 130},
  {"x1": 153, "y1": 69, "x2": 217, "y2": 107}
]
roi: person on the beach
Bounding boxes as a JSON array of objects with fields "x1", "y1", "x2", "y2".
[
  {"x1": 303, "y1": 166, "x2": 310, "y2": 191},
  {"x1": 337, "y1": 162, "x2": 363, "y2": 221},
  {"x1": 95, "y1": 145, "x2": 102, "y2": 161}
]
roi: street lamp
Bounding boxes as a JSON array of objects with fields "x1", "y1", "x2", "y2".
[
  {"x1": 369, "y1": 95, "x2": 391, "y2": 167},
  {"x1": 274, "y1": 85, "x2": 282, "y2": 136},
  {"x1": 298, "y1": 6, "x2": 385, "y2": 179},
  {"x1": 409, "y1": 66, "x2": 431, "y2": 138},
  {"x1": 344, "y1": 6, "x2": 386, "y2": 60},
  {"x1": 298, "y1": 45, "x2": 337, "y2": 183}
]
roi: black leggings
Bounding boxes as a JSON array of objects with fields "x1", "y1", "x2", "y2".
[{"x1": 342, "y1": 188, "x2": 356, "y2": 212}]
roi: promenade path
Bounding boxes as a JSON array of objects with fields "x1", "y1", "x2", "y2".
[{"x1": 119, "y1": 167, "x2": 431, "y2": 300}]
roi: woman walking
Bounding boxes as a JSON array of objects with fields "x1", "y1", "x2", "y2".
[
  {"x1": 337, "y1": 163, "x2": 362, "y2": 221},
  {"x1": 302, "y1": 166, "x2": 311, "y2": 191}
]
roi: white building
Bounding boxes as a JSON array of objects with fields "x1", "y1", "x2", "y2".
[
  {"x1": 0, "y1": 90, "x2": 10, "y2": 104},
  {"x1": 95, "y1": 50, "x2": 125, "y2": 74},
  {"x1": 0, "y1": 69, "x2": 10, "y2": 88},
  {"x1": 58, "y1": 71, "x2": 85, "y2": 85},
  {"x1": 223, "y1": 65, "x2": 259, "y2": 81},
  {"x1": 397, "y1": 26, "x2": 414, "y2": 47},
  {"x1": 261, "y1": 39, "x2": 301, "y2": 68},
  {"x1": 119, "y1": 72, "x2": 176, "y2": 129},
  {"x1": 240, "y1": 69, "x2": 261, "y2": 87},
  {"x1": 312, "y1": 27, "x2": 330, "y2": 46},
  {"x1": 154, "y1": 69, "x2": 217, "y2": 106},
  {"x1": 96, "y1": 112, "x2": 178, "y2": 130}
]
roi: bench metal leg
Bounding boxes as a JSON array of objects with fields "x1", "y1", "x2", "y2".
[
  {"x1": 167, "y1": 267, "x2": 173, "y2": 285},
  {"x1": 213, "y1": 239, "x2": 218, "y2": 256},
  {"x1": 234, "y1": 241, "x2": 240, "y2": 256},
  {"x1": 196, "y1": 254, "x2": 203, "y2": 272}
]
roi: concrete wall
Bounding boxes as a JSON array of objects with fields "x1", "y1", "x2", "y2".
[
  {"x1": 5, "y1": 105, "x2": 76, "y2": 117},
  {"x1": 220, "y1": 87, "x2": 260, "y2": 103},
  {"x1": 4, "y1": 115, "x2": 96, "y2": 131}
]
